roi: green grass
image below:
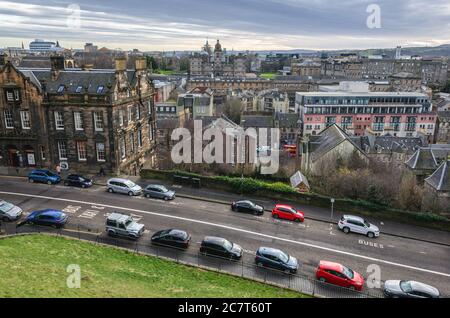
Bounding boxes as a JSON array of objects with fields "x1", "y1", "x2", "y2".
[
  {"x1": 154, "y1": 70, "x2": 176, "y2": 75},
  {"x1": 260, "y1": 73, "x2": 277, "y2": 80},
  {"x1": 0, "y1": 235, "x2": 307, "y2": 298}
]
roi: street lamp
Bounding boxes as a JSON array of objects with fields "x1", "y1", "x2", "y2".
[{"x1": 330, "y1": 198, "x2": 335, "y2": 221}]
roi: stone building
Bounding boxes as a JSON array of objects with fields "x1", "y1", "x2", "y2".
[
  {"x1": 0, "y1": 54, "x2": 157, "y2": 175},
  {"x1": 424, "y1": 160, "x2": 450, "y2": 213},
  {"x1": 436, "y1": 111, "x2": 450, "y2": 144}
]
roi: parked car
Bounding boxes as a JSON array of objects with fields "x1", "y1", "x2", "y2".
[
  {"x1": 151, "y1": 229, "x2": 191, "y2": 249},
  {"x1": 231, "y1": 200, "x2": 264, "y2": 216},
  {"x1": 384, "y1": 280, "x2": 440, "y2": 298},
  {"x1": 25, "y1": 209, "x2": 68, "y2": 228},
  {"x1": 64, "y1": 174, "x2": 93, "y2": 188},
  {"x1": 200, "y1": 236, "x2": 243, "y2": 261},
  {"x1": 0, "y1": 200, "x2": 22, "y2": 222},
  {"x1": 106, "y1": 178, "x2": 142, "y2": 196},
  {"x1": 105, "y1": 213, "x2": 145, "y2": 240},
  {"x1": 144, "y1": 185, "x2": 175, "y2": 201},
  {"x1": 316, "y1": 261, "x2": 365, "y2": 291},
  {"x1": 338, "y1": 215, "x2": 380, "y2": 238},
  {"x1": 272, "y1": 204, "x2": 305, "y2": 223},
  {"x1": 255, "y1": 247, "x2": 298, "y2": 274},
  {"x1": 28, "y1": 169, "x2": 61, "y2": 185}
]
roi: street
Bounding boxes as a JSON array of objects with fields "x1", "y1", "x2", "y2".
[{"x1": 1, "y1": 175, "x2": 449, "y2": 297}]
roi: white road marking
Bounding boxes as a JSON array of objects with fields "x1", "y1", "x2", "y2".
[{"x1": 1, "y1": 190, "x2": 449, "y2": 279}]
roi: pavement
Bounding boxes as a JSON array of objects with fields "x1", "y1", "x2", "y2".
[{"x1": 0, "y1": 175, "x2": 449, "y2": 297}]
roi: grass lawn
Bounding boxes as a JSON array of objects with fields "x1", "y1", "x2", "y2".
[
  {"x1": 154, "y1": 70, "x2": 176, "y2": 75},
  {"x1": 260, "y1": 73, "x2": 277, "y2": 80},
  {"x1": 0, "y1": 235, "x2": 307, "y2": 298}
]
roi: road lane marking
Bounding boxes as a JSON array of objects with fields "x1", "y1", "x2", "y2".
[{"x1": 1, "y1": 190, "x2": 450, "y2": 279}]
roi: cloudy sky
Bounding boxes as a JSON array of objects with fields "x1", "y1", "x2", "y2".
[{"x1": 0, "y1": 0, "x2": 449, "y2": 51}]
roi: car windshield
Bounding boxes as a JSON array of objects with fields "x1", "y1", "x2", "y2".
[
  {"x1": 289, "y1": 208, "x2": 297, "y2": 214},
  {"x1": 247, "y1": 201, "x2": 255, "y2": 207},
  {"x1": 223, "y1": 240, "x2": 233, "y2": 251},
  {"x1": 124, "y1": 219, "x2": 133, "y2": 227},
  {"x1": 125, "y1": 181, "x2": 136, "y2": 188},
  {"x1": 342, "y1": 266, "x2": 354, "y2": 279},
  {"x1": 159, "y1": 186, "x2": 168, "y2": 193},
  {"x1": 400, "y1": 281, "x2": 413, "y2": 293},
  {"x1": 364, "y1": 221, "x2": 371, "y2": 227},
  {"x1": 0, "y1": 202, "x2": 14, "y2": 212},
  {"x1": 46, "y1": 171, "x2": 56, "y2": 177},
  {"x1": 278, "y1": 251, "x2": 289, "y2": 263}
]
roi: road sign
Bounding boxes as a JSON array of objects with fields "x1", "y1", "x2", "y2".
[{"x1": 60, "y1": 161, "x2": 69, "y2": 171}]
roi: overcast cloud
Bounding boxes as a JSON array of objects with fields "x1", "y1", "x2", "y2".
[{"x1": 0, "y1": 0, "x2": 449, "y2": 51}]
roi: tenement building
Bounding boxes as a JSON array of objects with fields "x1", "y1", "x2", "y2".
[
  {"x1": 0, "y1": 54, "x2": 156, "y2": 175},
  {"x1": 296, "y1": 92, "x2": 436, "y2": 141}
]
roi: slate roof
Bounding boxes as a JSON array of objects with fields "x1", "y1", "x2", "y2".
[
  {"x1": 370, "y1": 135, "x2": 423, "y2": 154},
  {"x1": 275, "y1": 113, "x2": 300, "y2": 128},
  {"x1": 309, "y1": 124, "x2": 366, "y2": 163},
  {"x1": 241, "y1": 115, "x2": 274, "y2": 128},
  {"x1": 425, "y1": 160, "x2": 450, "y2": 192},
  {"x1": 405, "y1": 148, "x2": 439, "y2": 170}
]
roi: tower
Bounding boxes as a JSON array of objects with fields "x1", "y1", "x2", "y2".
[{"x1": 395, "y1": 46, "x2": 402, "y2": 59}]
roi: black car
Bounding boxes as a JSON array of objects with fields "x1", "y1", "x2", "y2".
[
  {"x1": 151, "y1": 229, "x2": 191, "y2": 249},
  {"x1": 200, "y1": 236, "x2": 243, "y2": 261},
  {"x1": 255, "y1": 247, "x2": 299, "y2": 274},
  {"x1": 231, "y1": 200, "x2": 264, "y2": 216},
  {"x1": 64, "y1": 174, "x2": 93, "y2": 188}
]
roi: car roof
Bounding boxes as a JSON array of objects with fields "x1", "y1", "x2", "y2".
[
  {"x1": 32, "y1": 169, "x2": 50, "y2": 173},
  {"x1": 319, "y1": 261, "x2": 344, "y2": 272},
  {"x1": 32, "y1": 209, "x2": 64, "y2": 217},
  {"x1": 108, "y1": 178, "x2": 131, "y2": 183},
  {"x1": 107, "y1": 213, "x2": 132, "y2": 222},
  {"x1": 257, "y1": 247, "x2": 283, "y2": 256},
  {"x1": 237, "y1": 200, "x2": 254, "y2": 205},
  {"x1": 343, "y1": 215, "x2": 365, "y2": 222},
  {"x1": 147, "y1": 184, "x2": 165, "y2": 188},
  {"x1": 169, "y1": 229, "x2": 188, "y2": 236},
  {"x1": 275, "y1": 204, "x2": 294, "y2": 209},
  {"x1": 410, "y1": 281, "x2": 440, "y2": 296},
  {"x1": 203, "y1": 236, "x2": 228, "y2": 245}
]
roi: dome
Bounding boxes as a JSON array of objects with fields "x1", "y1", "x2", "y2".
[{"x1": 214, "y1": 40, "x2": 222, "y2": 52}]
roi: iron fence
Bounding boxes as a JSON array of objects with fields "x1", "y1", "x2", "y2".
[{"x1": 0, "y1": 221, "x2": 393, "y2": 298}]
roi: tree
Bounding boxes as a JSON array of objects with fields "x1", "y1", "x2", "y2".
[
  {"x1": 146, "y1": 56, "x2": 158, "y2": 71},
  {"x1": 224, "y1": 98, "x2": 243, "y2": 124},
  {"x1": 443, "y1": 80, "x2": 450, "y2": 93}
]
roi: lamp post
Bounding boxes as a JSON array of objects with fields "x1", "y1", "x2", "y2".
[{"x1": 330, "y1": 198, "x2": 335, "y2": 221}]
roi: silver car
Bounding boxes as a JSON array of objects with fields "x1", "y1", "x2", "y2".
[
  {"x1": 106, "y1": 213, "x2": 145, "y2": 240},
  {"x1": 384, "y1": 280, "x2": 440, "y2": 298},
  {"x1": 106, "y1": 178, "x2": 143, "y2": 196},
  {"x1": 144, "y1": 185, "x2": 175, "y2": 201},
  {"x1": 338, "y1": 215, "x2": 380, "y2": 238},
  {"x1": 0, "y1": 200, "x2": 23, "y2": 221}
]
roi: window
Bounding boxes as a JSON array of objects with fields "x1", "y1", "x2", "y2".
[
  {"x1": 96, "y1": 143, "x2": 106, "y2": 162},
  {"x1": 129, "y1": 133, "x2": 135, "y2": 153},
  {"x1": 148, "y1": 100, "x2": 152, "y2": 114},
  {"x1": 119, "y1": 110, "x2": 124, "y2": 127},
  {"x1": 93, "y1": 112, "x2": 103, "y2": 131},
  {"x1": 128, "y1": 106, "x2": 133, "y2": 122},
  {"x1": 6, "y1": 90, "x2": 14, "y2": 101},
  {"x1": 14, "y1": 90, "x2": 20, "y2": 101},
  {"x1": 137, "y1": 128, "x2": 143, "y2": 148},
  {"x1": 57, "y1": 85, "x2": 65, "y2": 94},
  {"x1": 136, "y1": 105, "x2": 141, "y2": 120},
  {"x1": 77, "y1": 141, "x2": 87, "y2": 161},
  {"x1": 58, "y1": 141, "x2": 68, "y2": 160},
  {"x1": 75, "y1": 86, "x2": 83, "y2": 93},
  {"x1": 54, "y1": 111, "x2": 64, "y2": 130},
  {"x1": 149, "y1": 123, "x2": 154, "y2": 141},
  {"x1": 74, "y1": 112, "x2": 84, "y2": 131},
  {"x1": 96, "y1": 86, "x2": 104, "y2": 94},
  {"x1": 40, "y1": 146, "x2": 46, "y2": 160},
  {"x1": 4, "y1": 109, "x2": 14, "y2": 129},
  {"x1": 5, "y1": 89, "x2": 20, "y2": 102},
  {"x1": 120, "y1": 138, "x2": 126, "y2": 159},
  {"x1": 20, "y1": 111, "x2": 31, "y2": 129}
]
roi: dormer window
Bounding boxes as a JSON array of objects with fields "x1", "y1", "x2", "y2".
[
  {"x1": 5, "y1": 88, "x2": 20, "y2": 102},
  {"x1": 57, "y1": 85, "x2": 65, "y2": 94},
  {"x1": 97, "y1": 86, "x2": 104, "y2": 94},
  {"x1": 75, "y1": 86, "x2": 83, "y2": 93}
]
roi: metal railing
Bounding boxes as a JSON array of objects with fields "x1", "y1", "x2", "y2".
[{"x1": 0, "y1": 221, "x2": 388, "y2": 298}]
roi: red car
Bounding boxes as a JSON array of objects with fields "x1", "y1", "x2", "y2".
[
  {"x1": 316, "y1": 261, "x2": 365, "y2": 291},
  {"x1": 272, "y1": 204, "x2": 305, "y2": 223}
]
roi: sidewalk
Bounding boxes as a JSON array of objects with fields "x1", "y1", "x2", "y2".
[{"x1": 90, "y1": 174, "x2": 450, "y2": 246}]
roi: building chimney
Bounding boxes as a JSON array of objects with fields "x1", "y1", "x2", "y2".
[
  {"x1": 115, "y1": 57, "x2": 128, "y2": 89},
  {"x1": 50, "y1": 55, "x2": 65, "y2": 80},
  {"x1": 115, "y1": 57, "x2": 127, "y2": 72},
  {"x1": 0, "y1": 53, "x2": 8, "y2": 67},
  {"x1": 135, "y1": 57, "x2": 147, "y2": 71}
]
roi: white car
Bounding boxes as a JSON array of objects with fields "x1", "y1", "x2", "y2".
[
  {"x1": 0, "y1": 200, "x2": 23, "y2": 222},
  {"x1": 338, "y1": 215, "x2": 380, "y2": 238}
]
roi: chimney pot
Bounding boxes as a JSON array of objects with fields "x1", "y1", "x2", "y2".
[{"x1": 115, "y1": 57, "x2": 127, "y2": 72}]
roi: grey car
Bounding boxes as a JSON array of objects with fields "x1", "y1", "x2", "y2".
[
  {"x1": 106, "y1": 178, "x2": 143, "y2": 196},
  {"x1": 144, "y1": 185, "x2": 175, "y2": 201},
  {"x1": 106, "y1": 213, "x2": 145, "y2": 240},
  {"x1": 0, "y1": 200, "x2": 23, "y2": 221},
  {"x1": 384, "y1": 280, "x2": 440, "y2": 298}
]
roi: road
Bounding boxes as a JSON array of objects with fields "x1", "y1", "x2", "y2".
[{"x1": 1, "y1": 176, "x2": 449, "y2": 297}]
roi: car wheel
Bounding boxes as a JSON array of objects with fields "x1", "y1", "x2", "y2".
[
  {"x1": 128, "y1": 191, "x2": 134, "y2": 196},
  {"x1": 294, "y1": 218, "x2": 301, "y2": 223},
  {"x1": 343, "y1": 227, "x2": 350, "y2": 234},
  {"x1": 349, "y1": 286, "x2": 356, "y2": 291},
  {"x1": 64, "y1": 182, "x2": 69, "y2": 186},
  {"x1": 367, "y1": 232, "x2": 375, "y2": 239},
  {"x1": 164, "y1": 196, "x2": 169, "y2": 201},
  {"x1": 81, "y1": 184, "x2": 86, "y2": 189},
  {"x1": 145, "y1": 194, "x2": 151, "y2": 198},
  {"x1": 284, "y1": 269, "x2": 291, "y2": 274},
  {"x1": 257, "y1": 262, "x2": 264, "y2": 268},
  {"x1": 107, "y1": 188, "x2": 114, "y2": 193},
  {"x1": 108, "y1": 230, "x2": 116, "y2": 237},
  {"x1": 319, "y1": 277, "x2": 327, "y2": 283},
  {"x1": 273, "y1": 214, "x2": 279, "y2": 219},
  {"x1": 29, "y1": 178, "x2": 34, "y2": 183},
  {"x1": 47, "y1": 180, "x2": 53, "y2": 185}
]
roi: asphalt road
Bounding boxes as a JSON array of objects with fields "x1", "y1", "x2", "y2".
[{"x1": 1, "y1": 176, "x2": 449, "y2": 297}]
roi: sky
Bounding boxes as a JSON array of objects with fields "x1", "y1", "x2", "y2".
[{"x1": 0, "y1": 0, "x2": 449, "y2": 51}]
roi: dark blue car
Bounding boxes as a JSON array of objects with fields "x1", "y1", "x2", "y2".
[
  {"x1": 64, "y1": 174, "x2": 93, "y2": 188},
  {"x1": 28, "y1": 170, "x2": 61, "y2": 185},
  {"x1": 26, "y1": 209, "x2": 68, "y2": 228},
  {"x1": 255, "y1": 247, "x2": 299, "y2": 274}
]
